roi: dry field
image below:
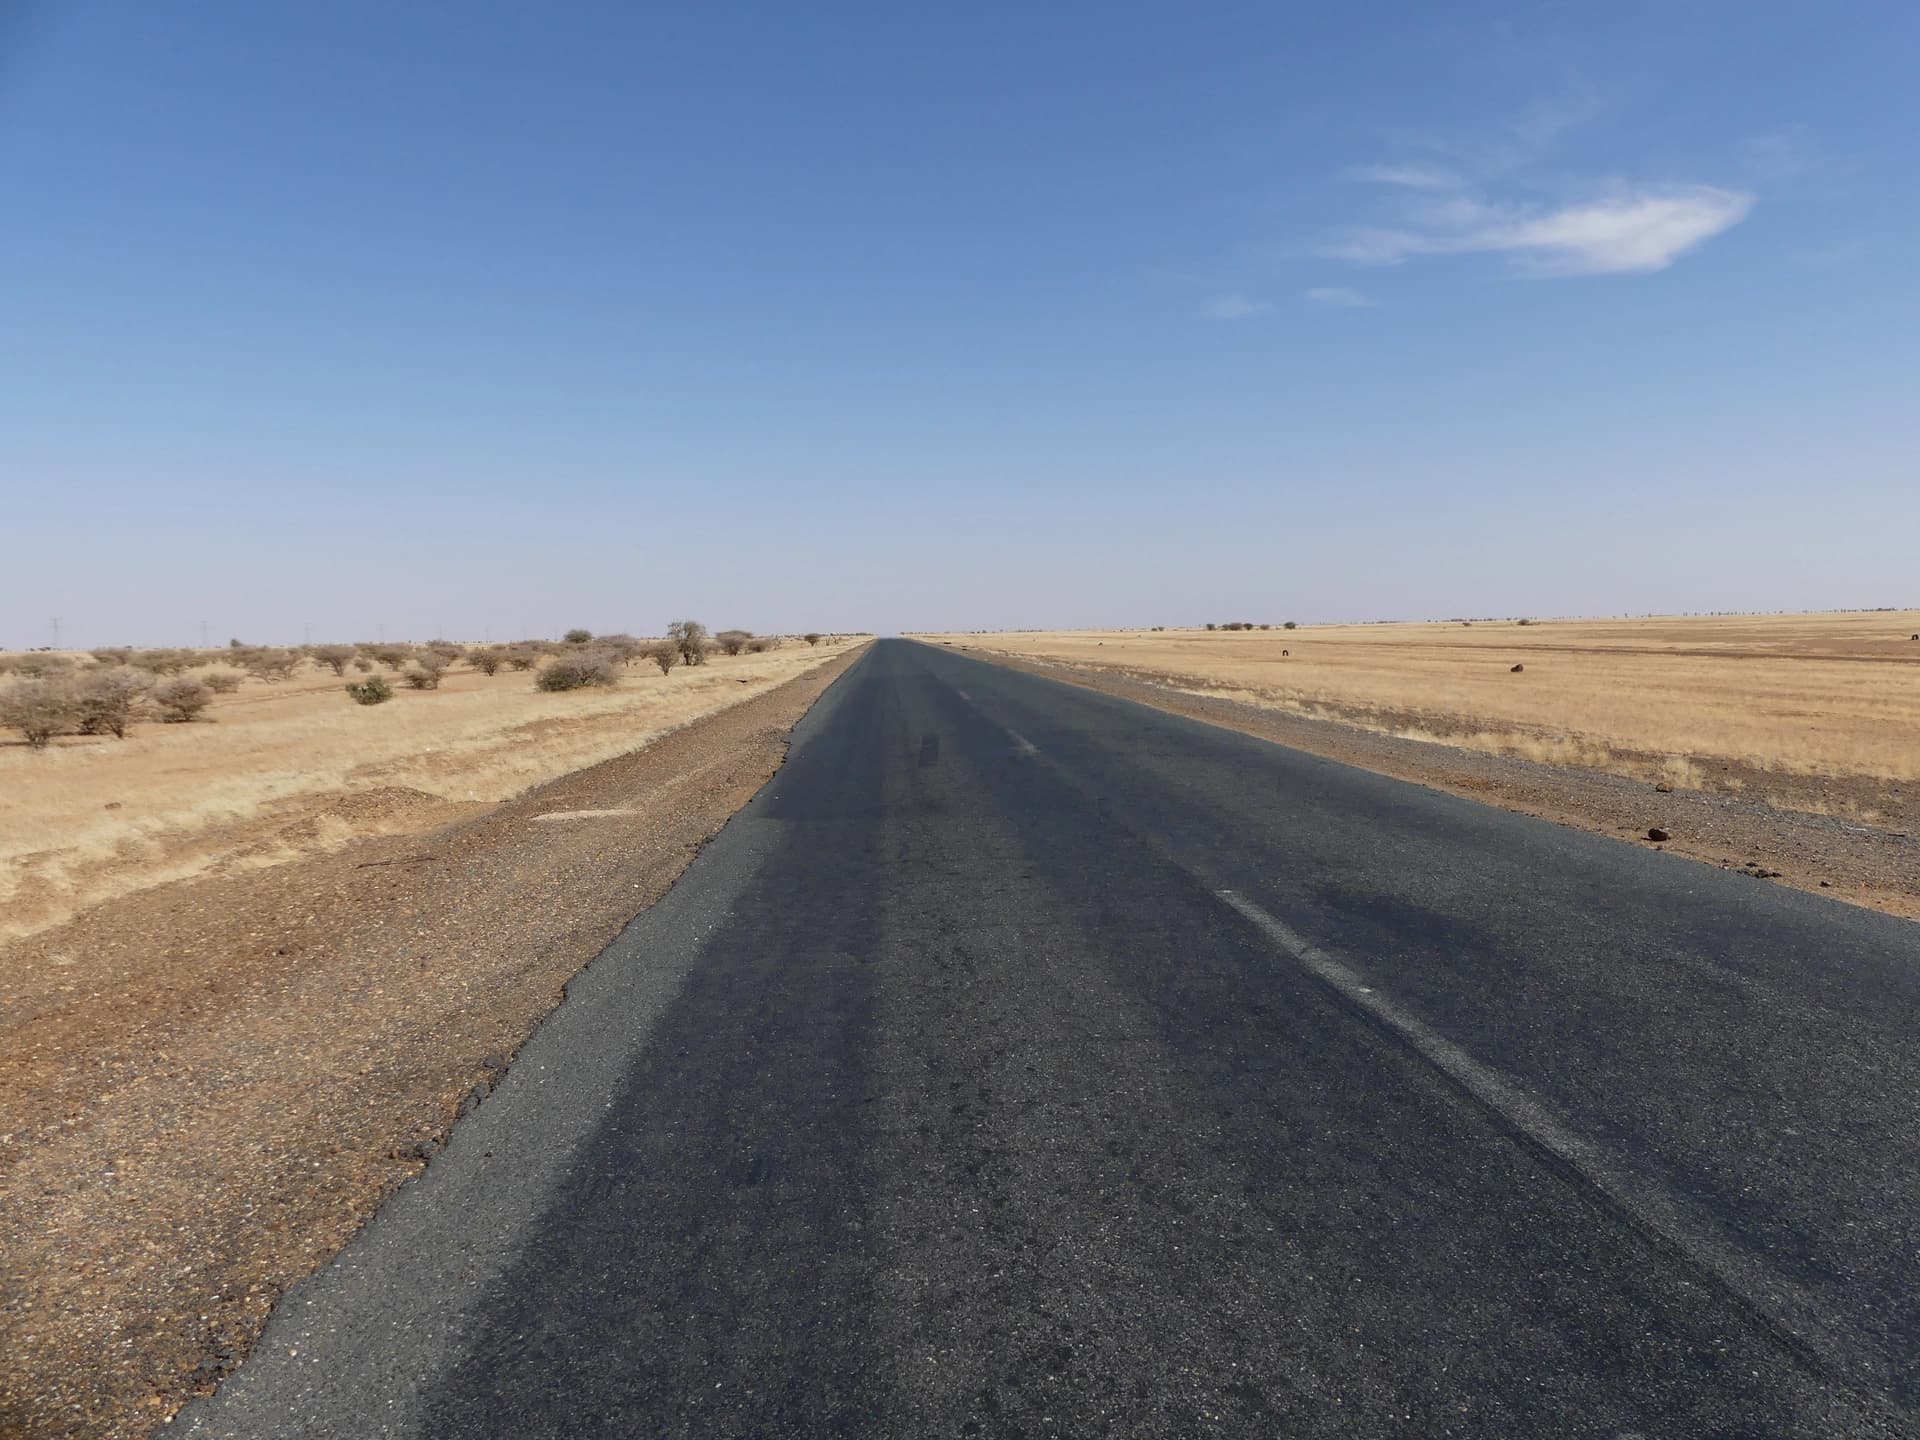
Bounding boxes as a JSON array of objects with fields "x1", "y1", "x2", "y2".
[
  {"x1": 0, "y1": 640, "x2": 854, "y2": 947},
  {"x1": 929, "y1": 612, "x2": 1920, "y2": 800}
]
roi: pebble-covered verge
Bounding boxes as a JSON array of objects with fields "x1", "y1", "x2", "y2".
[{"x1": 0, "y1": 648, "x2": 864, "y2": 1440}]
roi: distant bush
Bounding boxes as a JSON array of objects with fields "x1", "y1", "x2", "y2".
[
  {"x1": 242, "y1": 648, "x2": 303, "y2": 683},
  {"x1": 74, "y1": 668, "x2": 152, "y2": 739},
  {"x1": 563, "y1": 628, "x2": 594, "y2": 646},
  {"x1": 424, "y1": 640, "x2": 464, "y2": 665},
  {"x1": 0, "y1": 679, "x2": 80, "y2": 748},
  {"x1": 504, "y1": 647, "x2": 541, "y2": 672},
  {"x1": 467, "y1": 647, "x2": 506, "y2": 676},
  {"x1": 1283, "y1": 621, "x2": 1298, "y2": 630},
  {"x1": 402, "y1": 655, "x2": 447, "y2": 690},
  {"x1": 131, "y1": 649, "x2": 195, "y2": 676},
  {"x1": 715, "y1": 629, "x2": 753, "y2": 656},
  {"x1": 11, "y1": 654, "x2": 75, "y2": 679},
  {"x1": 1204, "y1": 623, "x2": 1217, "y2": 632},
  {"x1": 371, "y1": 646, "x2": 410, "y2": 671},
  {"x1": 746, "y1": 636, "x2": 776, "y2": 653},
  {"x1": 537, "y1": 654, "x2": 618, "y2": 690},
  {"x1": 90, "y1": 647, "x2": 134, "y2": 667},
  {"x1": 345, "y1": 675, "x2": 394, "y2": 706},
  {"x1": 803, "y1": 632, "x2": 822, "y2": 647},
  {"x1": 351, "y1": 657, "x2": 375, "y2": 673},
  {"x1": 152, "y1": 677, "x2": 213, "y2": 723},
  {"x1": 668, "y1": 620, "x2": 709, "y2": 665},
  {"x1": 310, "y1": 644, "x2": 355, "y2": 676},
  {"x1": 648, "y1": 640, "x2": 680, "y2": 675},
  {"x1": 595, "y1": 633, "x2": 644, "y2": 666},
  {"x1": 200, "y1": 669, "x2": 245, "y2": 694}
]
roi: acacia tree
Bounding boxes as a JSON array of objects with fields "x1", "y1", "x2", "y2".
[
  {"x1": 310, "y1": 644, "x2": 355, "y2": 676},
  {"x1": 667, "y1": 619, "x2": 709, "y2": 666}
]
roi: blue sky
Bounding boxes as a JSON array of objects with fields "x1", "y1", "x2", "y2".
[{"x1": 2, "y1": 1, "x2": 1914, "y2": 644}]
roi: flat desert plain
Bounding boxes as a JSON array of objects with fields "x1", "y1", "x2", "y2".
[{"x1": 931, "y1": 612, "x2": 1920, "y2": 793}]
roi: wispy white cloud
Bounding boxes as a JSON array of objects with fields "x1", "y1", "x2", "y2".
[
  {"x1": 1304, "y1": 286, "x2": 1377, "y2": 309},
  {"x1": 1330, "y1": 184, "x2": 1754, "y2": 276},
  {"x1": 1203, "y1": 294, "x2": 1272, "y2": 320},
  {"x1": 1343, "y1": 162, "x2": 1463, "y2": 191}
]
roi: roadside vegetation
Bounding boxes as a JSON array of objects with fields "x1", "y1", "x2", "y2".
[
  {"x1": 0, "y1": 625, "x2": 865, "y2": 945},
  {"x1": 0, "y1": 622, "x2": 867, "y2": 748}
]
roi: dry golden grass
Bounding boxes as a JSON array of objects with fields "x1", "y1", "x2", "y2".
[
  {"x1": 0, "y1": 641, "x2": 857, "y2": 945},
  {"x1": 927, "y1": 612, "x2": 1920, "y2": 785}
]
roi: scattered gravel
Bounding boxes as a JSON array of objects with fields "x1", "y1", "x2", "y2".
[{"x1": 0, "y1": 650, "x2": 861, "y2": 1440}]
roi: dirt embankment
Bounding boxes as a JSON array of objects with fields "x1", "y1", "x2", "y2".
[
  {"x1": 0, "y1": 648, "x2": 863, "y2": 1440},
  {"x1": 965, "y1": 649, "x2": 1920, "y2": 922}
]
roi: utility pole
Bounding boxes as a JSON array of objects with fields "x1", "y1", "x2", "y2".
[{"x1": 50, "y1": 617, "x2": 60, "y2": 650}]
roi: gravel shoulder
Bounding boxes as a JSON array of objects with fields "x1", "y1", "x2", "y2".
[
  {"x1": 0, "y1": 648, "x2": 863, "y2": 1440},
  {"x1": 953, "y1": 647, "x2": 1920, "y2": 922}
]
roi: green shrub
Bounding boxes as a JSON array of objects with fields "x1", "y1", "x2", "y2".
[
  {"x1": 563, "y1": 628, "x2": 594, "y2": 645},
  {"x1": 345, "y1": 675, "x2": 394, "y2": 706},
  {"x1": 715, "y1": 629, "x2": 752, "y2": 656},
  {"x1": 803, "y1": 632, "x2": 822, "y2": 647}
]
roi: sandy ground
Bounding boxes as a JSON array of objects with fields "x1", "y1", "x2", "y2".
[
  {"x1": 923, "y1": 613, "x2": 1920, "y2": 788},
  {"x1": 0, "y1": 648, "x2": 864, "y2": 1440},
  {"x1": 1, "y1": 643, "x2": 852, "y2": 946}
]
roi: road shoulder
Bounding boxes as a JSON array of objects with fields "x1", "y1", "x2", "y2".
[{"x1": 0, "y1": 647, "x2": 865, "y2": 1440}]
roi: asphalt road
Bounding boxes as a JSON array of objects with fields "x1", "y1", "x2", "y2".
[{"x1": 180, "y1": 638, "x2": 1920, "y2": 1438}]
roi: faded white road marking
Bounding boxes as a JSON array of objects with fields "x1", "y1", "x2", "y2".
[
  {"x1": 1214, "y1": 887, "x2": 1861, "y2": 1392},
  {"x1": 1006, "y1": 729, "x2": 1039, "y2": 757},
  {"x1": 955, "y1": 689, "x2": 971, "y2": 701}
]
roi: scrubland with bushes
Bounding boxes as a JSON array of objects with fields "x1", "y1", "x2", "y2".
[{"x1": 0, "y1": 624, "x2": 860, "y2": 943}]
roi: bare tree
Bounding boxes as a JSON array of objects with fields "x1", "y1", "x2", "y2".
[
  {"x1": 0, "y1": 679, "x2": 80, "y2": 748},
  {"x1": 74, "y1": 668, "x2": 152, "y2": 739},
  {"x1": 310, "y1": 644, "x2": 355, "y2": 676}
]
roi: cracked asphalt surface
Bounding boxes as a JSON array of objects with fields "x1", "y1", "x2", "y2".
[{"x1": 179, "y1": 639, "x2": 1920, "y2": 1438}]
